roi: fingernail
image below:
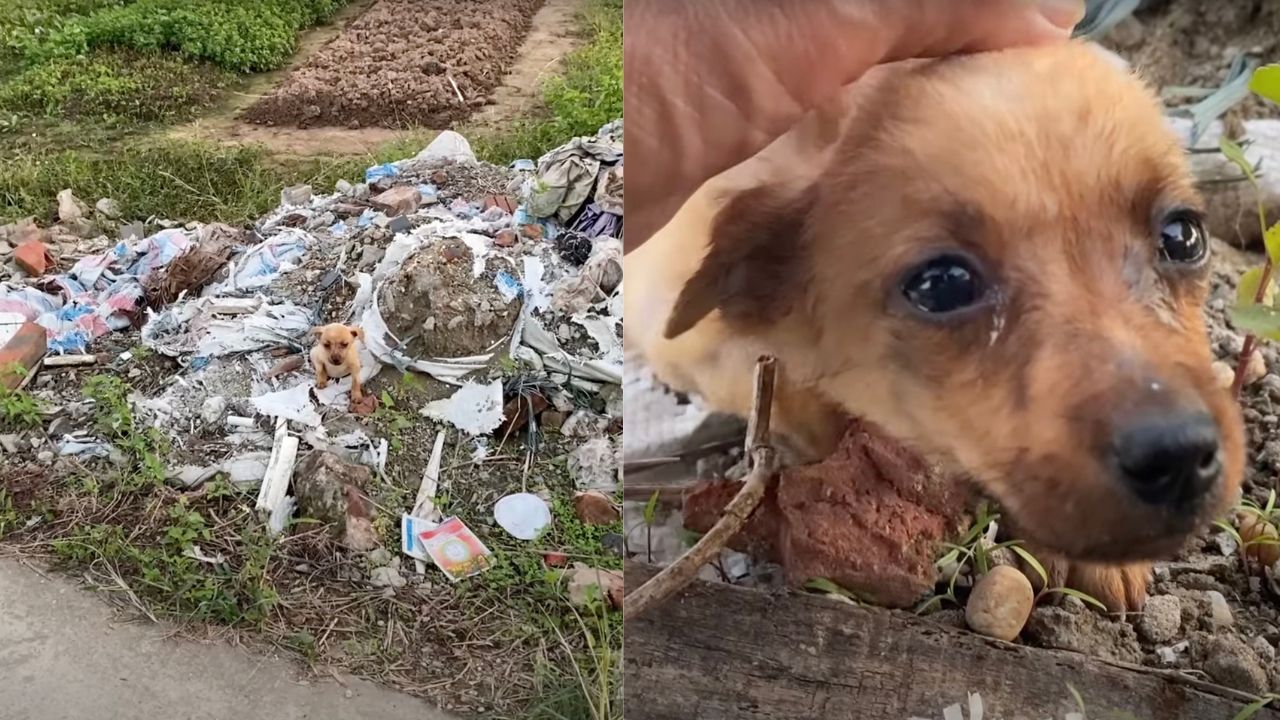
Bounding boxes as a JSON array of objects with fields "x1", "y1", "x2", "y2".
[{"x1": 1038, "y1": 0, "x2": 1086, "y2": 30}]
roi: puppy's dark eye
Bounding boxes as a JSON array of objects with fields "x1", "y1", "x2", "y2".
[
  {"x1": 1158, "y1": 213, "x2": 1207, "y2": 265},
  {"x1": 901, "y1": 255, "x2": 984, "y2": 314}
]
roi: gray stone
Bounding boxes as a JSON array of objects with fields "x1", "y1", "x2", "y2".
[
  {"x1": 46, "y1": 416, "x2": 72, "y2": 438},
  {"x1": 280, "y1": 184, "x2": 313, "y2": 207},
  {"x1": 1022, "y1": 606, "x2": 1142, "y2": 663},
  {"x1": 0, "y1": 434, "x2": 24, "y2": 454},
  {"x1": 369, "y1": 566, "x2": 405, "y2": 589},
  {"x1": 293, "y1": 451, "x2": 377, "y2": 551},
  {"x1": 1138, "y1": 594, "x2": 1182, "y2": 643},
  {"x1": 1204, "y1": 590, "x2": 1234, "y2": 631},
  {"x1": 1202, "y1": 635, "x2": 1268, "y2": 695},
  {"x1": 94, "y1": 198, "x2": 121, "y2": 220}
]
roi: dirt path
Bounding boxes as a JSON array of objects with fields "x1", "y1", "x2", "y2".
[
  {"x1": 171, "y1": 0, "x2": 584, "y2": 156},
  {"x1": 470, "y1": 0, "x2": 583, "y2": 131},
  {"x1": 0, "y1": 557, "x2": 454, "y2": 720}
]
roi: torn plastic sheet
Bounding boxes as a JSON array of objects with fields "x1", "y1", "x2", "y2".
[
  {"x1": 365, "y1": 162, "x2": 399, "y2": 183},
  {"x1": 522, "y1": 316, "x2": 621, "y2": 387},
  {"x1": 252, "y1": 383, "x2": 322, "y2": 426},
  {"x1": 522, "y1": 256, "x2": 550, "y2": 313},
  {"x1": 58, "y1": 433, "x2": 112, "y2": 459},
  {"x1": 302, "y1": 425, "x2": 388, "y2": 472},
  {"x1": 204, "y1": 229, "x2": 307, "y2": 295},
  {"x1": 171, "y1": 451, "x2": 271, "y2": 488},
  {"x1": 267, "y1": 495, "x2": 296, "y2": 536},
  {"x1": 420, "y1": 380, "x2": 505, "y2": 435},
  {"x1": 142, "y1": 297, "x2": 313, "y2": 359},
  {"x1": 527, "y1": 135, "x2": 622, "y2": 223},
  {"x1": 573, "y1": 314, "x2": 622, "y2": 365},
  {"x1": 415, "y1": 130, "x2": 477, "y2": 165},
  {"x1": 5, "y1": 229, "x2": 195, "y2": 354}
]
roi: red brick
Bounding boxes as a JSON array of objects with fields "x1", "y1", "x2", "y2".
[
  {"x1": 682, "y1": 419, "x2": 971, "y2": 608},
  {"x1": 483, "y1": 195, "x2": 517, "y2": 214},
  {"x1": 0, "y1": 322, "x2": 48, "y2": 389},
  {"x1": 14, "y1": 241, "x2": 54, "y2": 277}
]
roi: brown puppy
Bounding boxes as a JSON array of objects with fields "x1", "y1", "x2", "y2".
[
  {"x1": 625, "y1": 41, "x2": 1245, "y2": 613},
  {"x1": 311, "y1": 323, "x2": 366, "y2": 403}
]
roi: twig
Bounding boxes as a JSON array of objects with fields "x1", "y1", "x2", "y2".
[{"x1": 624, "y1": 356, "x2": 778, "y2": 618}]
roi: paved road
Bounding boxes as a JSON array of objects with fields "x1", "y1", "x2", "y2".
[{"x1": 0, "y1": 557, "x2": 454, "y2": 720}]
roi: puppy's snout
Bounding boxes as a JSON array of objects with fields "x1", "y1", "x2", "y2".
[
  {"x1": 329, "y1": 354, "x2": 344, "y2": 365},
  {"x1": 1113, "y1": 412, "x2": 1221, "y2": 509}
]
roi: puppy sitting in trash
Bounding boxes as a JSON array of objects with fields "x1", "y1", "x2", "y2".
[
  {"x1": 626, "y1": 41, "x2": 1245, "y2": 614},
  {"x1": 311, "y1": 322, "x2": 368, "y2": 409}
]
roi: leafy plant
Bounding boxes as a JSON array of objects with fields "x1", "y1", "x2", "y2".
[
  {"x1": 0, "y1": 385, "x2": 41, "y2": 431},
  {"x1": 83, "y1": 374, "x2": 168, "y2": 491},
  {"x1": 1223, "y1": 64, "x2": 1280, "y2": 396},
  {"x1": 919, "y1": 502, "x2": 1108, "y2": 614},
  {"x1": 1215, "y1": 490, "x2": 1280, "y2": 574}
]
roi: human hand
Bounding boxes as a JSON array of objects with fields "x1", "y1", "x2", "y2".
[{"x1": 623, "y1": 0, "x2": 1087, "y2": 251}]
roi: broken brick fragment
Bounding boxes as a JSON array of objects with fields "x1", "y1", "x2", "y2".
[
  {"x1": 682, "y1": 419, "x2": 972, "y2": 608},
  {"x1": 573, "y1": 490, "x2": 620, "y2": 526},
  {"x1": 14, "y1": 241, "x2": 54, "y2": 277},
  {"x1": 0, "y1": 322, "x2": 47, "y2": 389},
  {"x1": 483, "y1": 195, "x2": 517, "y2": 214}
]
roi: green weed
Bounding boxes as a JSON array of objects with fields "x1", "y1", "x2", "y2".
[
  {"x1": 1222, "y1": 64, "x2": 1280, "y2": 394},
  {"x1": 50, "y1": 503, "x2": 279, "y2": 625},
  {"x1": 0, "y1": 138, "x2": 370, "y2": 224},
  {"x1": 919, "y1": 502, "x2": 1108, "y2": 614},
  {"x1": 0, "y1": 49, "x2": 228, "y2": 123},
  {"x1": 472, "y1": 0, "x2": 622, "y2": 165},
  {"x1": 0, "y1": 386, "x2": 41, "y2": 431},
  {"x1": 83, "y1": 374, "x2": 168, "y2": 491}
]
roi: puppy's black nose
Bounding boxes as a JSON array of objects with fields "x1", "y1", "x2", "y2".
[{"x1": 1114, "y1": 413, "x2": 1221, "y2": 508}]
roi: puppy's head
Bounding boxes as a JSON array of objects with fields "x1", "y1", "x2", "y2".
[
  {"x1": 313, "y1": 323, "x2": 364, "y2": 366},
  {"x1": 667, "y1": 42, "x2": 1244, "y2": 562}
]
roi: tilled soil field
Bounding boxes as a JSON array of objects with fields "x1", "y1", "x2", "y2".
[{"x1": 244, "y1": 0, "x2": 545, "y2": 129}]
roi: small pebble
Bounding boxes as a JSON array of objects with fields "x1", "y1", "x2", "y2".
[
  {"x1": 1252, "y1": 636, "x2": 1276, "y2": 665},
  {"x1": 965, "y1": 565, "x2": 1034, "y2": 642},
  {"x1": 36, "y1": 450, "x2": 54, "y2": 464},
  {"x1": 1138, "y1": 594, "x2": 1181, "y2": 643},
  {"x1": 1246, "y1": 352, "x2": 1268, "y2": 386},
  {"x1": 1212, "y1": 361, "x2": 1235, "y2": 390},
  {"x1": 1204, "y1": 590, "x2": 1234, "y2": 631}
]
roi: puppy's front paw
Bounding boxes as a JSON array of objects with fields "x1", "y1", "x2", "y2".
[
  {"x1": 1034, "y1": 558, "x2": 1150, "y2": 614},
  {"x1": 316, "y1": 377, "x2": 329, "y2": 389}
]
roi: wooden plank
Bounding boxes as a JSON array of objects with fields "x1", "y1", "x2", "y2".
[{"x1": 624, "y1": 561, "x2": 1280, "y2": 720}]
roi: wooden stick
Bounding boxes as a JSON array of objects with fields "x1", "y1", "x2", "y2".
[{"x1": 624, "y1": 356, "x2": 778, "y2": 619}]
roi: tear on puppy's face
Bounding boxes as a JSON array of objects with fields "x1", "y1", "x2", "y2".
[{"x1": 666, "y1": 42, "x2": 1244, "y2": 563}]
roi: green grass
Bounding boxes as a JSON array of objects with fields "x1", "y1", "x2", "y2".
[
  {"x1": 0, "y1": 138, "x2": 383, "y2": 224},
  {"x1": 0, "y1": 0, "x2": 345, "y2": 124},
  {"x1": 472, "y1": 0, "x2": 622, "y2": 164}
]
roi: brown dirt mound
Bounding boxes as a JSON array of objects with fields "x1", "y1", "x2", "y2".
[{"x1": 243, "y1": 0, "x2": 546, "y2": 129}]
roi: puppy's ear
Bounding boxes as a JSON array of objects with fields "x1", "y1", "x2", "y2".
[
  {"x1": 349, "y1": 326, "x2": 365, "y2": 342},
  {"x1": 311, "y1": 326, "x2": 324, "y2": 339},
  {"x1": 664, "y1": 185, "x2": 813, "y2": 339}
]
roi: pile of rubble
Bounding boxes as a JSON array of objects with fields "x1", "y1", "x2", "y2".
[{"x1": 0, "y1": 121, "x2": 623, "y2": 595}]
